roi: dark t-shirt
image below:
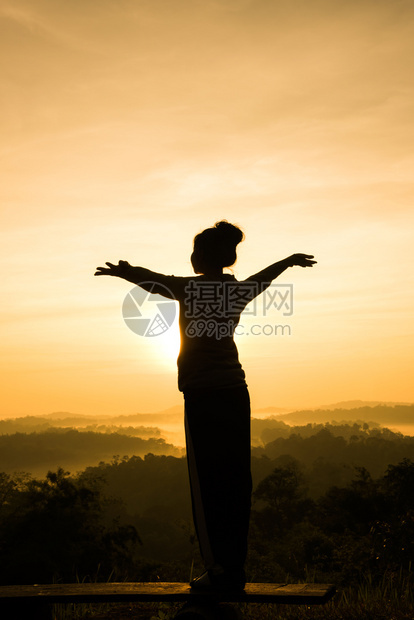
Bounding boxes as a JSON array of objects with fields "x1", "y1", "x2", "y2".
[{"x1": 137, "y1": 273, "x2": 261, "y2": 392}]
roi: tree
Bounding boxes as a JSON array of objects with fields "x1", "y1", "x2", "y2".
[
  {"x1": 0, "y1": 468, "x2": 140, "y2": 585},
  {"x1": 252, "y1": 461, "x2": 313, "y2": 533}
]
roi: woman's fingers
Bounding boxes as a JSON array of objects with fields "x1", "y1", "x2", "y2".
[
  {"x1": 94, "y1": 264, "x2": 114, "y2": 275},
  {"x1": 294, "y1": 253, "x2": 317, "y2": 267}
]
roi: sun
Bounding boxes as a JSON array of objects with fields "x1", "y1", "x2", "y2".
[{"x1": 158, "y1": 322, "x2": 181, "y2": 364}]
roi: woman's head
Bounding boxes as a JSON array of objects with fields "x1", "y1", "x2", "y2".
[{"x1": 191, "y1": 220, "x2": 244, "y2": 275}]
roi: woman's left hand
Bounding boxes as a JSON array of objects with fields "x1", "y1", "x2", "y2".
[{"x1": 289, "y1": 254, "x2": 317, "y2": 267}]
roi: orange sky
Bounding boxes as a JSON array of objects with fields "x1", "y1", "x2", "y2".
[{"x1": 1, "y1": 0, "x2": 413, "y2": 417}]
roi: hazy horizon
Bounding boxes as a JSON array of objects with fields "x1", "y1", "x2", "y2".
[{"x1": 2, "y1": 398, "x2": 413, "y2": 420}]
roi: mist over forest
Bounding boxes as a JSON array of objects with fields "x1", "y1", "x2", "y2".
[{"x1": 0, "y1": 403, "x2": 413, "y2": 477}]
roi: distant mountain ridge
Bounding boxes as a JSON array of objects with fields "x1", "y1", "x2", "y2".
[
  {"x1": 3, "y1": 401, "x2": 413, "y2": 425},
  {"x1": 42, "y1": 404, "x2": 184, "y2": 421},
  {"x1": 2, "y1": 406, "x2": 184, "y2": 427},
  {"x1": 269, "y1": 403, "x2": 414, "y2": 426},
  {"x1": 314, "y1": 400, "x2": 413, "y2": 410},
  {"x1": 250, "y1": 401, "x2": 412, "y2": 416}
]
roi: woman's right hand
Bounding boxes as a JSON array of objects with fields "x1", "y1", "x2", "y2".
[{"x1": 94, "y1": 260, "x2": 131, "y2": 276}]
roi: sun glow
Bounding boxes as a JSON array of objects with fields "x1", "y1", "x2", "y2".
[
  {"x1": 1, "y1": 0, "x2": 413, "y2": 415},
  {"x1": 157, "y1": 322, "x2": 181, "y2": 366}
]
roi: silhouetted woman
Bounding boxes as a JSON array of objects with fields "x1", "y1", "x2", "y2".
[{"x1": 95, "y1": 220, "x2": 316, "y2": 591}]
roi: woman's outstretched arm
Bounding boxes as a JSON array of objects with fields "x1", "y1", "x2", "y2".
[
  {"x1": 94, "y1": 261, "x2": 178, "y2": 297},
  {"x1": 244, "y1": 253, "x2": 316, "y2": 287}
]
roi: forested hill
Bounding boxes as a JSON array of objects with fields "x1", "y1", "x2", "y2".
[
  {"x1": 0, "y1": 422, "x2": 413, "y2": 485},
  {"x1": 2, "y1": 403, "x2": 412, "y2": 435},
  {"x1": 0, "y1": 430, "x2": 183, "y2": 477},
  {"x1": 0, "y1": 409, "x2": 183, "y2": 433},
  {"x1": 269, "y1": 403, "x2": 414, "y2": 426},
  {"x1": 0, "y1": 416, "x2": 163, "y2": 437},
  {"x1": 0, "y1": 404, "x2": 413, "y2": 477}
]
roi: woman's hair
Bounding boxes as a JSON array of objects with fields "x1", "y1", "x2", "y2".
[{"x1": 191, "y1": 220, "x2": 244, "y2": 274}]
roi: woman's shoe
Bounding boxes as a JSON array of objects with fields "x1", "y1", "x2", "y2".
[{"x1": 190, "y1": 570, "x2": 245, "y2": 593}]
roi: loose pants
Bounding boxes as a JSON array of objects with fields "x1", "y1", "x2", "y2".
[{"x1": 184, "y1": 385, "x2": 252, "y2": 577}]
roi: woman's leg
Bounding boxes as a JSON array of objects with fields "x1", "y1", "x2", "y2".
[{"x1": 184, "y1": 385, "x2": 252, "y2": 584}]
